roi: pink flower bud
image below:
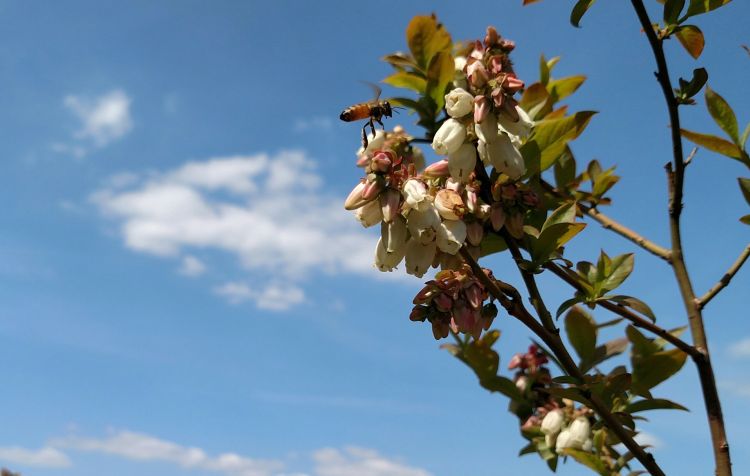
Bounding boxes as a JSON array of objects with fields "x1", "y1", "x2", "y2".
[
  {"x1": 464, "y1": 187, "x2": 479, "y2": 214},
  {"x1": 506, "y1": 212, "x2": 525, "y2": 239},
  {"x1": 380, "y1": 188, "x2": 401, "y2": 223},
  {"x1": 488, "y1": 55, "x2": 504, "y2": 75},
  {"x1": 508, "y1": 354, "x2": 523, "y2": 370},
  {"x1": 473, "y1": 95, "x2": 490, "y2": 124},
  {"x1": 435, "y1": 189, "x2": 466, "y2": 221},
  {"x1": 466, "y1": 60, "x2": 489, "y2": 89},
  {"x1": 423, "y1": 159, "x2": 450, "y2": 178},
  {"x1": 410, "y1": 305, "x2": 428, "y2": 322},
  {"x1": 502, "y1": 74, "x2": 525, "y2": 93},
  {"x1": 432, "y1": 319, "x2": 451, "y2": 340},
  {"x1": 490, "y1": 204, "x2": 506, "y2": 231},
  {"x1": 370, "y1": 152, "x2": 392, "y2": 173},
  {"x1": 434, "y1": 292, "x2": 453, "y2": 312},
  {"x1": 491, "y1": 88, "x2": 505, "y2": 109},
  {"x1": 466, "y1": 221, "x2": 484, "y2": 246},
  {"x1": 464, "y1": 283, "x2": 484, "y2": 309},
  {"x1": 344, "y1": 181, "x2": 369, "y2": 210},
  {"x1": 362, "y1": 174, "x2": 385, "y2": 201},
  {"x1": 484, "y1": 26, "x2": 499, "y2": 47},
  {"x1": 469, "y1": 41, "x2": 484, "y2": 60}
]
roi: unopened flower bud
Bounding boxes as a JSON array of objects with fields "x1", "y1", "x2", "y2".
[
  {"x1": 370, "y1": 152, "x2": 392, "y2": 172},
  {"x1": 473, "y1": 95, "x2": 490, "y2": 124},
  {"x1": 498, "y1": 105, "x2": 534, "y2": 138},
  {"x1": 435, "y1": 189, "x2": 466, "y2": 221},
  {"x1": 380, "y1": 188, "x2": 401, "y2": 223},
  {"x1": 477, "y1": 203, "x2": 491, "y2": 219},
  {"x1": 464, "y1": 187, "x2": 479, "y2": 214},
  {"x1": 466, "y1": 60, "x2": 489, "y2": 89},
  {"x1": 432, "y1": 119, "x2": 466, "y2": 155},
  {"x1": 488, "y1": 55, "x2": 504, "y2": 75},
  {"x1": 405, "y1": 239, "x2": 437, "y2": 278},
  {"x1": 344, "y1": 181, "x2": 370, "y2": 210},
  {"x1": 433, "y1": 292, "x2": 453, "y2": 312},
  {"x1": 541, "y1": 410, "x2": 565, "y2": 436},
  {"x1": 423, "y1": 159, "x2": 450, "y2": 178},
  {"x1": 355, "y1": 199, "x2": 383, "y2": 227},
  {"x1": 502, "y1": 74, "x2": 525, "y2": 93},
  {"x1": 555, "y1": 429, "x2": 573, "y2": 453},
  {"x1": 491, "y1": 87, "x2": 505, "y2": 109},
  {"x1": 466, "y1": 221, "x2": 484, "y2": 246},
  {"x1": 475, "y1": 113, "x2": 500, "y2": 144},
  {"x1": 410, "y1": 305, "x2": 429, "y2": 322},
  {"x1": 381, "y1": 216, "x2": 408, "y2": 253},
  {"x1": 402, "y1": 179, "x2": 430, "y2": 212},
  {"x1": 490, "y1": 204, "x2": 506, "y2": 231},
  {"x1": 437, "y1": 219, "x2": 467, "y2": 255},
  {"x1": 464, "y1": 283, "x2": 484, "y2": 309},
  {"x1": 447, "y1": 144, "x2": 476, "y2": 184},
  {"x1": 484, "y1": 26, "x2": 499, "y2": 47},
  {"x1": 374, "y1": 237, "x2": 405, "y2": 272},
  {"x1": 362, "y1": 174, "x2": 385, "y2": 201},
  {"x1": 505, "y1": 212, "x2": 524, "y2": 239},
  {"x1": 445, "y1": 88, "x2": 473, "y2": 118}
]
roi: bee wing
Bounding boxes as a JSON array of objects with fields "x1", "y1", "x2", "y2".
[{"x1": 360, "y1": 80, "x2": 382, "y2": 102}]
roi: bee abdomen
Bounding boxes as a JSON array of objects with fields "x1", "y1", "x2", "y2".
[{"x1": 340, "y1": 103, "x2": 370, "y2": 122}]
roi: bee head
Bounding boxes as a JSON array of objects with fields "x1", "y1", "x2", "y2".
[{"x1": 383, "y1": 101, "x2": 393, "y2": 117}]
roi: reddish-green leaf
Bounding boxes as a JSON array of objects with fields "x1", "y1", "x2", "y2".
[
  {"x1": 706, "y1": 86, "x2": 739, "y2": 143},
  {"x1": 565, "y1": 307, "x2": 598, "y2": 364},
  {"x1": 406, "y1": 16, "x2": 452, "y2": 70},
  {"x1": 382, "y1": 53, "x2": 418, "y2": 71},
  {"x1": 681, "y1": 129, "x2": 743, "y2": 159},
  {"x1": 571, "y1": 0, "x2": 597, "y2": 27},
  {"x1": 675, "y1": 25, "x2": 705, "y2": 59}
]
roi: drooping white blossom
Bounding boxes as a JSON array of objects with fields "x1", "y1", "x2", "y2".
[
  {"x1": 432, "y1": 118, "x2": 466, "y2": 155},
  {"x1": 445, "y1": 88, "x2": 473, "y2": 118}
]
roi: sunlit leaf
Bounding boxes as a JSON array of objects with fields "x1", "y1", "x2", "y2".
[
  {"x1": 706, "y1": 86, "x2": 739, "y2": 143},
  {"x1": 685, "y1": 0, "x2": 732, "y2": 19},
  {"x1": 566, "y1": 306, "x2": 598, "y2": 364},
  {"x1": 532, "y1": 222, "x2": 586, "y2": 263},
  {"x1": 632, "y1": 348, "x2": 688, "y2": 393},
  {"x1": 627, "y1": 325, "x2": 662, "y2": 356},
  {"x1": 519, "y1": 83, "x2": 552, "y2": 120},
  {"x1": 571, "y1": 0, "x2": 597, "y2": 27},
  {"x1": 608, "y1": 295, "x2": 657, "y2": 322},
  {"x1": 382, "y1": 53, "x2": 418, "y2": 70},
  {"x1": 406, "y1": 15, "x2": 452, "y2": 70},
  {"x1": 382, "y1": 71, "x2": 427, "y2": 93},
  {"x1": 554, "y1": 146, "x2": 577, "y2": 188},
  {"x1": 522, "y1": 111, "x2": 597, "y2": 173},
  {"x1": 557, "y1": 296, "x2": 583, "y2": 319},
  {"x1": 675, "y1": 25, "x2": 705, "y2": 59},
  {"x1": 678, "y1": 67, "x2": 708, "y2": 99},
  {"x1": 547, "y1": 75, "x2": 586, "y2": 103},
  {"x1": 589, "y1": 337, "x2": 629, "y2": 368},
  {"x1": 539, "y1": 54, "x2": 550, "y2": 86},
  {"x1": 562, "y1": 448, "x2": 609, "y2": 473},
  {"x1": 426, "y1": 52, "x2": 454, "y2": 111},
  {"x1": 542, "y1": 201, "x2": 578, "y2": 231},
  {"x1": 600, "y1": 253, "x2": 634, "y2": 293},
  {"x1": 681, "y1": 129, "x2": 743, "y2": 159}
]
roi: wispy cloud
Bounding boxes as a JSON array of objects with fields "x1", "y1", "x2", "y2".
[
  {"x1": 728, "y1": 337, "x2": 750, "y2": 358},
  {"x1": 179, "y1": 255, "x2": 207, "y2": 277},
  {"x1": 52, "y1": 430, "x2": 284, "y2": 476},
  {"x1": 55, "y1": 89, "x2": 133, "y2": 158},
  {"x1": 293, "y1": 117, "x2": 333, "y2": 133},
  {"x1": 92, "y1": 151, "x2": 381, "y2": 310},
  {"x1": 313, "y1": 447, "x2": 432, "y2": 476},
  {"x1": 0, "y1": 446, "x2": 71, "y2": 468}
]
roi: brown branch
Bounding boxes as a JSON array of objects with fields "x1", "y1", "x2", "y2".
[
  {"x1": 539, "y1": 179, "x2": 671, "y2": 262},
  {"x1": 630, "y1": 1, "x2": 732, "y2": 474},
  {"x1": 544, "y1": 262, "x2": 700, "y2": 359},
  {"x1": 697, "y1": 244, "x2": 750, "y2": 310},
  {"x1": 459, "y1": 247, "x2": 666, "y2": 475}
]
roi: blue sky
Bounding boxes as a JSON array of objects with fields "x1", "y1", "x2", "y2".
[{"x1": 0, "y1": 1, "x2": 749, "y2": 475}]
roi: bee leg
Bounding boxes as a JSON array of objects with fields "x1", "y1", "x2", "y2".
[
  {"x1": 368, "y1": 118, "x2": 376, "y2": 138},
  {"x1": 361, "y1": 122, "x2": 369, "y2": 149},
  {"x1": 375, "y1": 117, "x2": 385, "y2": 130}
]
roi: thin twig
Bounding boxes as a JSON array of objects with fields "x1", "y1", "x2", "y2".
[
  {"x1": 697, "y1": 244, "x2": 750, "y2": 310},
  {"x1": 544, "y1": 262, "x2": 699, "y2": 359},
  {"x1": 539, "y1": 179, "x2": 672, "y2": 262}
]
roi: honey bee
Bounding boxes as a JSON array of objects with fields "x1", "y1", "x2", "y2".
[{"x1": 340, "y1": 83, "x2": 394, "y2": 149}]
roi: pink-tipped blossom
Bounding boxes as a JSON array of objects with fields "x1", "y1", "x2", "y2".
[
  {"x1": 423, "y1": 159, "x2": 451, "y2": 178},
  {"x1": 473, "y1": 95, "x2": 490, "y2": 124}
]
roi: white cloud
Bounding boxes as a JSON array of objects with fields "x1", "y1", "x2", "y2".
[
  {"x1": 720, "y1": 380, "x2": 750, "y2": 398},
  {"x1": 293, "y1": 117, "x2": 333, "y2": 132},
  {"x1": 64, "y1": 89, "x2": 133, "y2": 147},
  {"x1": 634, "y1": 432, "x2": 663, "y2": 449},
  {"x1": 215, "y1": 281, "x2": 305, "y2": 310},
  {"x1": 92, "y1": 151, "x2": 381, "y2": 310},
  {"x1": 313, "y1": 447, "x2": 432, "y2": 476},
  {"x1": 52, "y1": 430, "x2": 284, "y2": 476},
  {"x1": 0, "y1": 446, "x2": 71, "y2": 468},
  {"x1": 728, "y1": 337, "x2": 750, "y2": 358},
  {"x1": 179, "y1": 255, "x2": 207, "y2": 277}
]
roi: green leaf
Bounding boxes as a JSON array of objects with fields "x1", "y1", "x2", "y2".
[
  {"x1": 627, "y1": 398, "x2": 689, "y2": 413},
  {"x1": 588, "y1": 337, "x2": 629, "y2": 370},
  {"x1": 546, "y1": 386, "x2": 591, "y2": 405},
  {"x1": 382, "y1": 71, "x2": 427, "y2": 93},
  {"x1": 481, "y1": 375, "x2": 524, "y2": 400},
  {"x1": 381, "y1": 53, "x2": 418, "y2": 71},
  {"x1": 664, "y1": 0, "x2": 686, "y2": 23},
  {"x1": 675, "y1": 25, "x2": 705, "y2": 59},
  {"x1": 480, "y1": 233, "x2": 507, "y2": 257},
  {"x1": 554, "y1": 146, "x2": 577, "y2": 188},
  {"x1": 405, "y1": 16, "x2": 452, "y2": 70},
  {"x1": 539, "y1": 54, "x2": 550, "y2": 86},
  {"x1": 570, "y1": 0, "x2": 597, "y2": 27},
  {"x1": 632, "y1": 348, "x2": 688, "y2": 393},
  {"x1": 547, "y1": 75, "x2": 586, "y2": 103},
  {"x1": 608, "y1": 295, "x2": 657, "y2": 322},
  {"x1": 532, "y1": 222, "x2": 586, "y2": 263},
  {"x1": 562, "y1": 448, "x2": 609, "y2": 473},
  {"x1": 542, "y1": 201, "x2": 578, "y2": 231},
  {"x1": 681, "y1": 129, "x2": 743, "y2": 159},
  {"x1": 522, "y1": 111, "x2": 597, "y2": 173},
  {"x1": 557, "y1": 296, "x2": 583, "y2": 319},
  {"x1": 566, "y1": 307, "x2": 598, "y2": 364},
  {"x1": 627, "y1": 325, "x2": 662, "y2": 356},
  {"x1": 706, "y1": 86, "x2": 739, "y2": 144},
  {"x1": 464, "y1": 339, "x2": 499, "y2": 379},
  {"x1": 685, "y1": 0, "x2": 732, "y2": 19},
  {"x1": 600, "y1": 253, "x2": 635, "y2": 293},
  {"x1": 552, "y1": 375, "x2": 583, "y2": 385},
  {"x1": 426, "y1": 52, "x2": 454, "y2": 111},
  {"x1": 678, "y1": 67, "x2": 708, "y2": 99},
  {"x1": 738, "y1": 177, "x2": 750, "y2": 205},
  {"x1": 740, "y1": 214, "x2": 750, "y2": 225},
  {"x1": 741, "y1": 122, "x2": 750, "y2": 148},
  {"x1": 519, "y1": 83, "x2": 552, "y2": 120}
]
